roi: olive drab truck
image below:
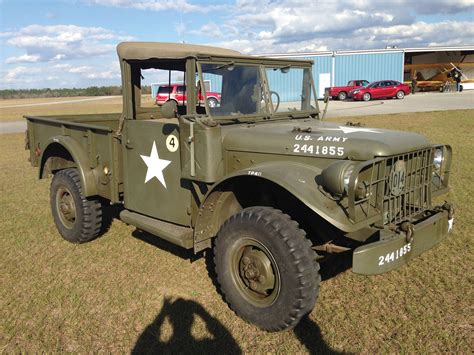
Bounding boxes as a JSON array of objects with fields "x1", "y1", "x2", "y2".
[{"x1": 25, "y1": 42, "x2": 454, "y2": 331}]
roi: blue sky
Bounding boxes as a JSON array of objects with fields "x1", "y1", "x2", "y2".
[{"x1": 1, "y1": 0, "x2": 473, "y2": 89}]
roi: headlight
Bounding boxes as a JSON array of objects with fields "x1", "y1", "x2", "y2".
[
  {"x1": 352, "y1": 89, "x2": 360, "y2": 94},
  {"x1": 433, "y1": 147, "x2": 444, "y2": 173},
  {"x1": 320, "y1": 161, "x2": 355, "y2": 197},
  {"x1": 342, "y1": 164, "x2": 353, "y2": 193}
]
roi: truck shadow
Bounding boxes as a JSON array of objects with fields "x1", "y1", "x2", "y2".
[
  {"x1": 131, "y1": 229, "x2": 194, "y2": 260},
  {"x1": 319, "y1": 251, "x2": 353, "y2": 281},
  {"x1": 132, "y1": 297, "x2": 241, "y2": 354}
]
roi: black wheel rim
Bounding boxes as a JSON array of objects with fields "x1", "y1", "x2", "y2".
[
  {"x1": 56, "y1": 186, "x2": 77, "y2": 229},
  {"x1": 228, "y1": 237, "x2": 281, "y2": 307}
]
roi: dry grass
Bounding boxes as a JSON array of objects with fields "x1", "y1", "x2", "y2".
[
  {"x1": 1, "y1": 110, "x2": 473, "y2": 353},
  {"x1": 0, "y1": 96, "x2": 123, "y2": 122}
]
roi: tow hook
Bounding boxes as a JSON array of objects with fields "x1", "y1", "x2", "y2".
[
  {"x1": 441, "y1": 202, "x2": 455, "y2": 233},
  {"x1": 400, "y1": 222, "x2": 414, "y2": 243},
  {"x1": 441, "y1": 201, "x2": 455, "y2": 219}
]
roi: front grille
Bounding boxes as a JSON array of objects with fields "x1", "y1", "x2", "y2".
[
  {"x1": 384, "y1": 149, "x2": 433, "y2": 223},
  {"x1": 347, "y1": 148, "x2": 435, "y2": 225}
]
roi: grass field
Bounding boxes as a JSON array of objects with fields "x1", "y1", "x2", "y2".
[
  {"x1": 1, "y1": 109, "x2": 473, "y2": 353},
  {"x1": 0, "y1": 96, "x2": 123, "y2": 122}
]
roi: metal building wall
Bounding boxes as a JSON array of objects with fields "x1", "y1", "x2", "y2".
[
  {"x1": 203, "y1": 73, "x2": 222, "y2": 92},
  {"x1": 334, "y1": 52, "x2": 404, "y2": 85}
]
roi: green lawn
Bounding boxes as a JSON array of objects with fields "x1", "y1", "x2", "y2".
[{"x1": 1, "y1": 109, "x2": 473, "y2": 352}]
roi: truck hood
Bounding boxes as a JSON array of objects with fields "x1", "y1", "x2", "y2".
[{"x1": 222, "y1": 120, "x2": 430, "y2": 160}]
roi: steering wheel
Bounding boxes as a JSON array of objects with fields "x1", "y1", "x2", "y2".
[{"x1": 270, "y1": 91, "x2": 280, "y2": 112}]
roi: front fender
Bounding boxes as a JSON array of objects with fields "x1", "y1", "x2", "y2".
[
  {"x1": 220, "y1": 161, "x2": 359, "y2": 231},
  {"x1": 40, "y1": 136, "x2": 98, "y2": 197},
  {"x1": 195, "y1": 161, "x2": 369, "y2": 243}
]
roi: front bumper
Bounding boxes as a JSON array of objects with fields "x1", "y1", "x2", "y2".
[
  {"x1": 351, "y1": 92, "x2": 363, "y2": 100},
  {"x1": 352, "y1": 209, "x2": 453, "y2": 275}
]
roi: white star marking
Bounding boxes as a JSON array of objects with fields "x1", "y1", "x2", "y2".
[
  {"x1": 319, "y1": 126, "x2": 382, "y2": 134},
  {"x1": 140, "y1": 141, "x2": 171, "y2": 188}
]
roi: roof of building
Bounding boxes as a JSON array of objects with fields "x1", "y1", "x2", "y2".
[{"x1": 262, "y1": 45, "x2": 474, "y2": 58}]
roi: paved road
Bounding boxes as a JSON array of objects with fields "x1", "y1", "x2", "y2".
[
  {"x1": 0, "y1": 96, "x2": 121, "y2": 109},
  {"x1": 0, "y1": 121, "x2": 27, "y2": 134},
  {"x1": 324, "y1": 91, "x2": 474, "y2": 118},
  {"x1": 1, "y1": 91, "x2": 473, "y2": 134}
]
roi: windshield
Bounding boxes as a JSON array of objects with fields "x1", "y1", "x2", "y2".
[
  {"x1": 200, "y1": 63, "x2": 265, "y2": 117},
  {"x1": 199, "y1": 62, "x2": 317, "y2": 119},
  {"x1": 265, "y1": 66, "x2": 316, "y2": 113}
]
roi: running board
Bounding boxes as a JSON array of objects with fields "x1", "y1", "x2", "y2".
[{"x1": 120, "y1": 210, "x2": 193, "y2": 249}]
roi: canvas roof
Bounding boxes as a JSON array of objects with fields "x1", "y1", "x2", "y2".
[
  {"x1": 116, "y1": 42, "x2": 313, "y2": 65},
  {"x1": 117, "y1": 42, "x2": 242, "y2": 61}
]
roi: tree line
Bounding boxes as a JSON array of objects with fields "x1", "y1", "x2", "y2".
[{"x1": 0, "y1": 86, "x2": 152, "y2": 99}]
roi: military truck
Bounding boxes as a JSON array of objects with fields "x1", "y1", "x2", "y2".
[{"x1": 25, "y1": 42, "x2": 454, "y2": 331}]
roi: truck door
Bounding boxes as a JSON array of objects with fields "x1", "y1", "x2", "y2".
[{"x1": 122, "y1": 119, "x2": 192, "y2": 226}]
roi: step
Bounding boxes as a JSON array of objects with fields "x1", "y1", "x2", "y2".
[{"x1": 120, "y1": 210, "x2": 194, "y2": 249}]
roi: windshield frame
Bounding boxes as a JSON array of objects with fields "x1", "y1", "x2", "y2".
[{"x1": 196, "y1": 59, "x2": 319, "y2": 121}]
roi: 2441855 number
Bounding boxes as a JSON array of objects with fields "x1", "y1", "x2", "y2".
[
  {"x1": 293, "y1": 144, "x2": 344, "y2": 156},
  {"x1": 378, "y1": 243, "x2": 411, "y2": 266}
]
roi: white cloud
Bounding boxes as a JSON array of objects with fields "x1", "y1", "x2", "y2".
[
  {"x1": 68, "y1": 66, "x2": 93, "y2": 73},
  {"x1": 1, "y1": 61, "x2": 122, "y2": 89},
  {"x1": 85, "y1": 70, "x2": 120, "y2": 79},
  {"x1": 3, "y1": 24, "x2": 133, "y2": 63},
  {"x1": 3, "y1": 66, "x2": 41, "y2": 84},
  {"x1": 194, "y1": 0, "x2": 474, "y2": 53},
  {"x1": 87, "y1": 0, "x2": 217, "y2": 13},
  {"x1": 5, "y1": 54, "x2": 41, "y2": 64}
]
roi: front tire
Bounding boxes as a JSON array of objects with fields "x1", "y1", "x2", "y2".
[
  {"x1": 362, "y1": 93, "x2": 371, "y2": 101},
  {"x1": 214, "y1": 207, "x2": 320, "y2": 331},
  {"x1": 207, "y1": 97, "x2": 218, "y2": 108},
  {"x1": 50, "y1": 168, "x2": 103, "y2": 243}
]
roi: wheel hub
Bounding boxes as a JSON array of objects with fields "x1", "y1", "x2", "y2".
[
  {"x1": 239, "y1": 247, "x2": 275, "y2": 296},
  {"x1": 57, "y1": 187, "x2": 76, "y2": 228}
]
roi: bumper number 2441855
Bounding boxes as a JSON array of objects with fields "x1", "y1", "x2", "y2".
[{"x1": 378, "y1": 243, "x2": 412, "y2": 266}]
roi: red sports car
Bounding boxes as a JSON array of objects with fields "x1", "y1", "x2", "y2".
[{"x1": 349, "y1": 80, "x2": 410, "y2": 101}]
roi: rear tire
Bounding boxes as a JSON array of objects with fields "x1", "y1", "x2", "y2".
[
  {"x1": 362, "y1": 93, "x2": 371, "y2": 101},
  {"x1": 50, "y1": 168, "x2": 103, "y2": 243},
  {"x1": 214, "y1": 207, "x2": 320, "y2": 331},
  {"x1": 338, "y1": 91, "x2": 347, "y2": 100},
  {"x1": 396, "y1": 90, "x2": 405, "y2": 99}
]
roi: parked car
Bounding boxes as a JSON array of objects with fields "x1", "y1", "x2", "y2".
[
  {"x1": 326, "y1": 80, "x2": 369, "y2": 100},
  {"x1": 156, "y1": 83, "x2": 221, "y2": 107},
  {"x1": 349, "y1": 80, "x2": 410, "y2": 101}
]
